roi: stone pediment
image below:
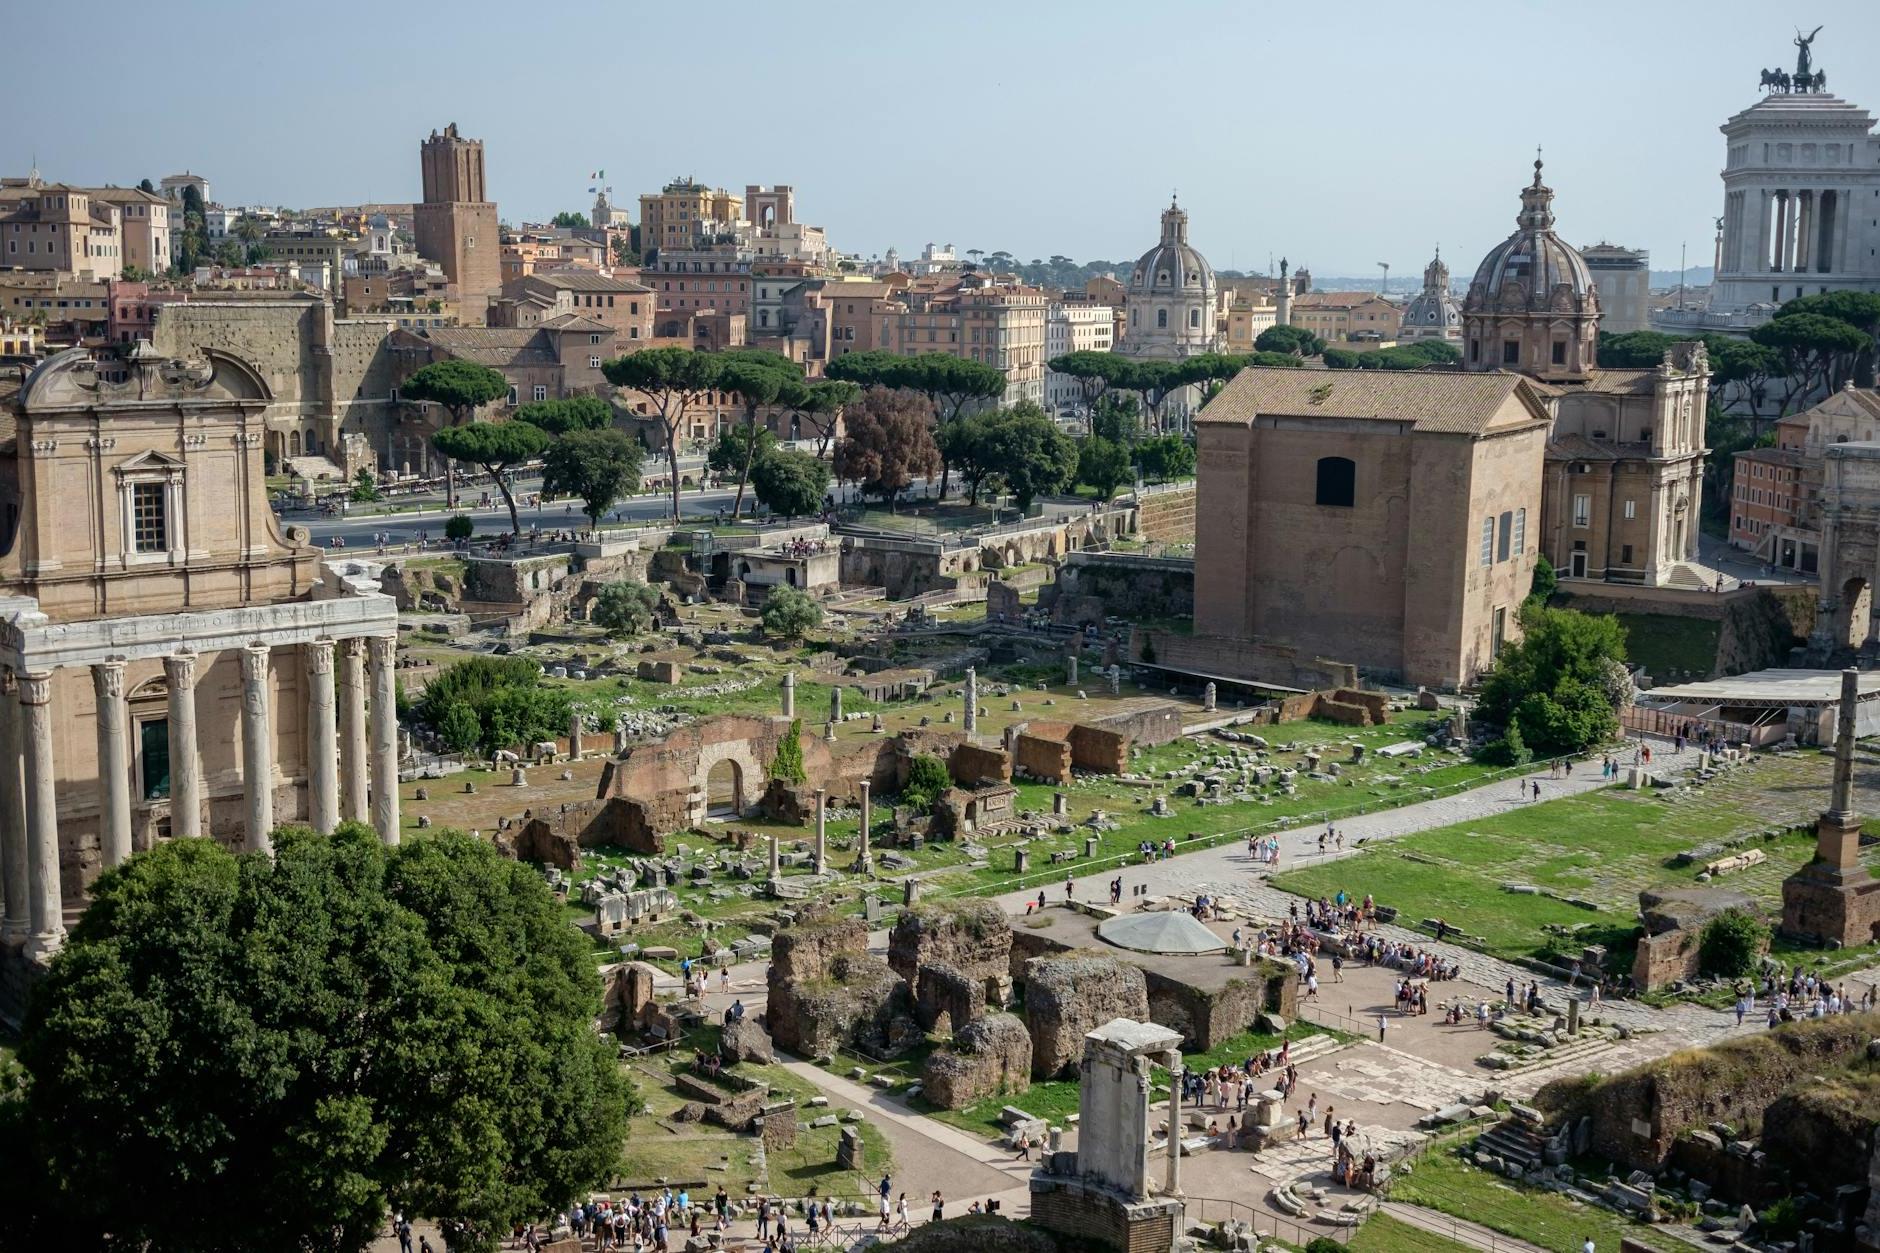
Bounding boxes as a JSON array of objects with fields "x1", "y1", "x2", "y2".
[
  {"x1": 17, "y1": 346, "x2": 271, "y2": 413},
  {"x1": 112, "y1": 449, "x2": 187, "y2": 476}
]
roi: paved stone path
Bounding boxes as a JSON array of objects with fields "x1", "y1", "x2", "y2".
[{"x1": 994, "y1": 737, "x2": 1712, "y2": 1030}]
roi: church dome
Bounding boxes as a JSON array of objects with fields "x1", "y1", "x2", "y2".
[
  {"x1": 1127, "y1": 200, "x2": 1215, "y2": 296},
  {"x1": 1400, "y1": 248, "x2": 1461, "y2": 337},
  {"x1": 1464, "y1": 160, "x2": 1597, "y2": 317}
]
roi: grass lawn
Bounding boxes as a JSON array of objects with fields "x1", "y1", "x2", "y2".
[
  {"x1": 1389, "y1": 1146, "x2": 1688, "y2": 1253},
  {"x1": 1607, "y1": 611, "x2": 1721, "y2": 680},
  {"x1": 618, "y1": 1034, "x2": 892, "y2": 1192},
  {"x1": 1348, "y1": 1211, "x2": 1477, "y2": 1253},
  {"x1": 1272, "y1": 751, "x2": 1843, "y2": 967}
]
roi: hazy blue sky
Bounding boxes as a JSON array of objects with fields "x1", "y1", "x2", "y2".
[{"x1": 5, "y1": 0, "x2": 1876, "y2": 278}]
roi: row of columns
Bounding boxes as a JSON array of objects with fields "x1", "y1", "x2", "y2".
[
  {"x1": 1747, "y1": 187, "x2": 1851, "y2": 276},
  {"x1": 0, "y1": 634, "x2": 399, "y2": 958}
]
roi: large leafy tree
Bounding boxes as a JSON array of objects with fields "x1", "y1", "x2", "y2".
[
  {"x1": 1046, "y1": 350, "x2": 1123, "y2": 415},
  {"x1": 602, "y1": 347, "x2": 722, "y2": 519},
  {"x1": 1771, "y1": 291, "x2": 1880, "y2": 389},
  {"x1": 542, "y1": 428, "x2": 643, "y2": 531},
  {"x1": 550, "y1": 210, "x2": 589, "y2": 229},
  {"x1": 592, "y1": 580, "x2": 661, "y2": 637},
  {"x1": 403, "y1": 361, "x2": 513, "y2": 508},
  {"x1": 716, "y1": 352, "x2": 802, "y2": 518},
  {"x1": 1751, "y1": 313, "x2": 1873, "y2": 413},
  {"x1": 1136, "y1": 434, "x2": 1196, "y2": 482},
  {"x1": 1078, "y1": 435, "x2": 1133, "y2": 500},
  {"x1": 751, "y1": 446, "x2": 831, "y2": 518},
  {"x1": 830, "y1": 353, "x2": 1005, "y2": 499},
  {"x1": 761, "y1": 586, "x2": 823, "y2": 639},
  {"x1": 1255, "y1": 325, "x2": 1325, "y2": 358},
  {"x1": 514, "y1": 395, "x2": 613, "y2": 436},
  {"x1": 1476, "y1": 606, "x2": 1629, "y2": 757},
  {"x1": 935, "y1": 411, "x2": 1001, "y2": 506},
  {"x1": 833, "y1": 386, "x2": 941, "y2": 510},
  {"x1": 431, "y1": 420, "x2": 548, "y2": 536},
  {"x1": 0, "y1": 826, "x2": 628, "y2": 1253},
  {"x1": 983, "y1": 401, "x2": 1078, "y2": 510},
  {"x1": 787, "y1": 379, "x2": 859, "y2": 457}
]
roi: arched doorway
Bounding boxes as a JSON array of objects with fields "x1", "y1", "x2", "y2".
[
  {"x1": 706, "y1": 759, "x2": 743, "y2": 818},
  {"x1": 288, "y1": 430, "x2": 303, "y2": 457},
  {"x1": 1841, "y1": 577, "x2": 1872, "y2": 649}
]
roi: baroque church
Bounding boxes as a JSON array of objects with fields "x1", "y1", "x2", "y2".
[{"x1": 1116, "y1": 199, "x2": 1222, "y2": 427}]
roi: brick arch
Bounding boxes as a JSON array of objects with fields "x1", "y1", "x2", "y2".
[{"x1": 691, "y1": 736, "x2": 767, "y2": 823}]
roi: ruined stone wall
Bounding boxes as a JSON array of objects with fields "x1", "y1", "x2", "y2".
[
  {"x1": 1137, "y1": 629, "x2": 1358, "y2": 691},
  {"x1": 773, "y1": 915, "x2": 869, "y2": 984},
  {"x1": 1133, "y1": 484, "x2": 1196, "y2": 543},
  {"x1": 839, "y1": 538, "x2": 947, "y2": 599},
  {"x1": 889, "y1": 901, "x2": 1011, "y2": 983},
  {"x1": 1630, "y1": 927, "x2": 1701, "y2": 993},
  {"x1": 464, "y1": 554, "x2": 574, "y2": 605},
  {"x1": 1023, "y1": 955, "x2": 1150, "y2": 1078},
  {"x1": 1142, "y1": 964, "x2": 1296, "y2": 1050},
  {"x1": 1067, "y1": 725, "x2": 1129, "y2": 774},
  {"x1": 1538, "y1": 1013, "x2": 1880, "y2": 1172},
  {"x1": 1088, "y1": 703, "x2": 1185, "y2": 749},
  {"x1": 1013, "y1": 732, "x2": 1072, "y2": 784},
  {"x1": 1053, "y1": 553, "x2": 1193, "y2": 621},
  {"x1": 920, "y1": 1013, "x2": 1032, "y2": 1109},
  {"x1": 949, "y1": 743, "x2": 1011, "y2": 786}
]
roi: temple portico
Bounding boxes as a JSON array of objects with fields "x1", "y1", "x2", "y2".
[
  {"x1": 0, "y1": 344, "x2": 401, "y2": 971},
  {"x1": 0, "y1": 593, "x2": 400, "y2": 955}
]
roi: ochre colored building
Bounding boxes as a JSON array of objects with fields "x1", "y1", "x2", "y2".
[
  {"x1": 1193, "y1": 368, "x2": 1551, "y2": 688},
  {"x1": 0, "y1": 345, "x2": 399, "y2": 964}
]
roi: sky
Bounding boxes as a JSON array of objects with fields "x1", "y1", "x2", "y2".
[{"x1": 4, "y1": 0, "x2": 1877, "y2": 279}]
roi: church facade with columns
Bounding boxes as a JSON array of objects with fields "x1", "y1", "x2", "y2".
[{"x1": 0, "y1": 344, "x2": 399, "y2": 965}]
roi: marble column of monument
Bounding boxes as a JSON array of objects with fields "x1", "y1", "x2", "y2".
[
  {"x1": 306, "y1": 638, "x2": 340, "y2": 834},
  {"x1": 240, "y1": 644, "x2": 276, "y2": 855},
  {"x1": 858, "y1": 781, "x2": 872, "y2": 867},
  {"x1": 1781, "y1": 667, "x2": 1880, "y2": 946},
  {"x1": 369, "y1": 636, "x2": 401, "y2": 845},
  {"x1": 0, "y1": 670, "x2": 31, "y2": 941},
  {"x1": 964, "y1": 667, "x2": 977, "y2": 734},
  {"x1": 164, "y1": 651, "x2": 203, "y2": 839},
  {"x1": 338, "y1": 638, "x2": 369, "y2": 824},
  {"x1": 92, "y1": 660, "x2": 133, "y2": 868},
  {"x1": 814, "y1": 787, "x2": 828, "y2": 872},
  {"x1": 1164, "y1": 1050, "x2": 1183, "y2": 1197},
  {"x1": 781, "y1": 671, "x2": 795, "y2": 719},
  {"x1": 19, "y1": 671, "x2": 65, "y2": 957},
  {"x1": 768, "y1": 833, "x2": 781, "y2": 881}
]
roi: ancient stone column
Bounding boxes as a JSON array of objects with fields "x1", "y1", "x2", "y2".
[
  {"x1": 814, "y1": 787, "x2": 828, "y2": 872},
  {"x1": 19, "y1": 671, "x2": 65, "y2": 958},
  {"x1": 768, "y1": 833, "x2": 780, "y2": 880},
  {"x1": 858, "y1": 781, "x2": 872, "y2": 864},
  {"x1": 240, "y1": 645, "x2": 275, "y2": 855},
  {"x1": 1204, "y1": 682, "x2": 1217, "y2": 712},
  {"x1": 368, "y1": 636, "x2": 400, "y2": 845},
  {"x1": 1067, "y1": 654, "x2": 1078, "y2": 685},
  {"x1": 830, "y1": 686, "x2": 843, "y2": 723},
  {"x1": 964, "y1": 667, "x2": 978, "y2": 734},
  {"x1": 568, "y1": 710, "x2": 584, "y2": 760},
  {"x1": 0, "y1": 670, "x2": 31, "y2": 942},
  {"x1": 338, "y1": 639, "x2": 369, "y2": 824},
  {"x1": 781, "y1": 671, "x2": 795, "y2": 719},
  {"x1": 1164, "y1": 1052, "x2": 1184, "y2": 1197},
  {"x1": 306, "y1": 638, "x2": 339, "y2": 834},
  {"x1": 165, "y1": 651, "x2": 203, "y2": 840},
  {"x1": 92, "y1": 660, "x2": 133, "y2": 869}
]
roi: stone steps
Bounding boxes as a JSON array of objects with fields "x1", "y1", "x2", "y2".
[
  {"x1": 1485, "y1": 1031, "x2": 1617, "y2": 1076},
  {"x1": 1472, "y1": 1119, "x2": 1550, "y2": 1173},
  {"x1": 1286, "y1": 1032, "x2": 1347, "y2": 1066}
]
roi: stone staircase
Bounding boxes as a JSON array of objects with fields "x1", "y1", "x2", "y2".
[
  {"x1": 1661, "y1": 562, "x2": 1713, "y2": 590},
  {"x1": 1286, "y1": 1031, "x2": 1348, "y2": 1067},
  {"x1": 1470, "y1": 1104, "x2": 1559, "y2": 1175},
  {"x1": 1482, "y1": 1028, "x2": 1618, "y2": 1077}
]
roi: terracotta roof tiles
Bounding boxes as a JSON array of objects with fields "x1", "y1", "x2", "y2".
[{"x1": 1198, "y1": 367, "x2": 1547, "y2": 435}]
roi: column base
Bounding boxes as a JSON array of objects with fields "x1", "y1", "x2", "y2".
[
  {"x1": 25, "y1": 928, "x2": 64, "y2": 962},
  {"x1": 1, "y1": 921, "x2": 29, "y2": 947}
]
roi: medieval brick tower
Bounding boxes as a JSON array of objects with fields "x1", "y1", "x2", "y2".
[{"x1": 413, "y1": 123, "x2": 501, "y2": 310}]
